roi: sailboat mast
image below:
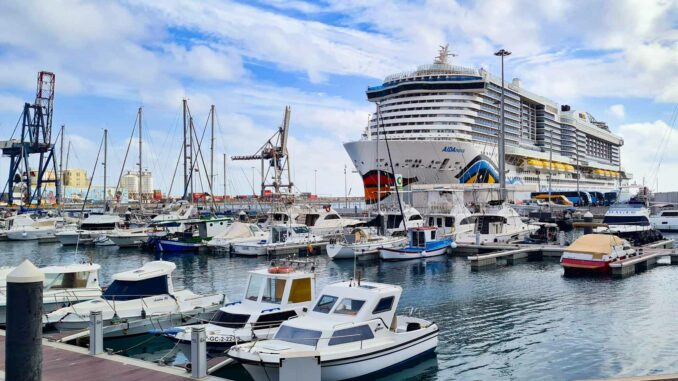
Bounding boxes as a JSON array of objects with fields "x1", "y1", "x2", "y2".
[
  {"x1": 103, "y1": 128, "x2": 107, "y2": 208},
  {"x1": 182, "y1": 99, "x2": 188, "y2": 201},
  {"x1": 59, "y1": 124, "x2": 64, "y2": 205},
  {"x1": 138, "y1": 107, "x2": 143, "y2": 211},
  {"x1": 210, "y1": 105, "x2": 215, "y2": 198},
  {"x1": 223, "y1": 153, "x2": 227, "y2": 201}
]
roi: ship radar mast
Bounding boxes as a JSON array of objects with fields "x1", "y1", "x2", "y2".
[{"x1": 434, "y1": 44, "x2": 457, "y2": 65}]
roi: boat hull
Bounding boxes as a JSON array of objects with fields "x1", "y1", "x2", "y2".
[
  {"x1": 560, "y1": 258, "x2": 611, "y2": 275},
  {"x1": 379, "y1": 240, "x2": 455, "y2": 261},
  {"x1": 327, "y1": 237, "x2": 406, "y2": 260},
  {"x1": 7, "y1": 229, "x2": 56, "y2": 241},
  {"x1": 157, "y1": 239, "x2": 203, "y2": 252}
]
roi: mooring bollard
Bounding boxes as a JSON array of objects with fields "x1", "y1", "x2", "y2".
[
  {"x1": 191, "y1": 326, "x2": 207, "y2": 379},
  {"x1": 89, "y1": 310, "x2": 104, "y2": 355},
  {"x1": 6, "y1": 260, "x2": 44, "y2": 381},
  {"x1": 583, "y1": 211, "x2": 594, "y2": 235}
]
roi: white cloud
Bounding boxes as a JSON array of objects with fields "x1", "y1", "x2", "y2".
[
  {"x1": 619, "y1": 119, "x2": 677, "y2": 191},
  {"x1": 609, "y1": 104, "x2": 626, "y2": 120}
]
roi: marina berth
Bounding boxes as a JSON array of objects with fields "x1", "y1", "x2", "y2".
[
  {"x1": 162, "y1": 263, "x2": 316, "y2": 358},
  {"x1": 326, "y1": 227, "x2": 407, "y2": 260},
  {"x1": 227, "y1": 280, "x2": 439, "y2": 381},
  {"x1": 231, "y1": 223, "x2": 324, "y2": 256},
  {"x1": 560, "y1": 234, "x2": 635, "y2": 275},
  {"x1": 379, "y1": 226, "x2": 456, "y2": 261},
  {"x1": 43, "y1": 261, "x2": 225, "y2": 336},
  {"x1": 0, "y1": 263, "x2": 101, "y2": 324}
]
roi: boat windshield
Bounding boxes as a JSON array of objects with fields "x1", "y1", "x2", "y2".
[
  {"x1": 245, "y1": 274, "x2": 264, "y2": 301},
  {"x1": 262, "y1": 278, "x2": 287, "y2": 304},
  {"x1": 44, "y1": 271, "x2": 91, "y2": 290},
  {"x1": 102, "y1": 275, "x2": 169, "y2": 301},
  {"x1": 211, "y1": 310, "x2": 250, "y2": 328},
  {"x1": 313, "y1": 295, "x2": 338, "y2": 313},
  {"x1": 333, "y1": 298, "x2": 365, "y2": 316},
  {"x1": 292, "y1": 226, "x2": 309, "y2": 234},
  {"x1": 602, "y1": 216, "x2": 650, "y2": 226},
  {"x1": 274, "y1": 325, "x2": 322, "y2": 347}
]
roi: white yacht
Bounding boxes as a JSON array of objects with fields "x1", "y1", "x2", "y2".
[
  {"x1": 43, "y1": 261, "x2": 225, "y2": 336},
  {"x1": 163, "y1": 264, "x2": 316, "y2": 358},
  {"x1": 326, "y1": 228, "x2": 407, "y2": 260},
  {"x1": 650, "y1": 210, "x2": 678, "y2": 231},
  {"x1": 596, "y1": 202, "x2": 662, "y2": 244},
  {"x1": 227, "y1": 280, "x2": 439, "y2": 381},
  {"x1": 231, "y1": 224, "x2": 324, "y2": 256},
  {"x1": 265, "y1": 204, "x2": 362, "y2": 236},
  {"x1": 0, "y1": 263, "x2": 101, "y2": 324},
  {"x1": 206, "y1": 222, "x2": 268, "y2": 253},
  {"x1": 55, "y1": 213, "x2": 122, "y2": 245},
  {"x1": 6, "y1": 214, "x2": 65, "y2": 241},
  {"x1": 380, "y1": 205, "x2": 425, "y2": 235},
  {"x1": 456, "y1": 202, "x2": 539, "y2": 244},
  {"x1": 426, "y1": 203, "x2": 476, "y2": 239}
]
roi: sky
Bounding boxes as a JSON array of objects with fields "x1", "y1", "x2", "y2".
[{"x1": 0, "y1": 0, "x2": 676, "y2": 197}]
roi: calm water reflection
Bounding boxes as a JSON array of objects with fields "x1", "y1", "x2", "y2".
[{"x1": 3, "y1": 238, "x2": 678, "y2": 381}]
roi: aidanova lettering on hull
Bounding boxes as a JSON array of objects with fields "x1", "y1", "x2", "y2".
[{"x1": 343, "y1": 45, "x2": 630, "y2": 203}]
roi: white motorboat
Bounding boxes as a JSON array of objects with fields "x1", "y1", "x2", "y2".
[
  {"x1": 651, "y1": 209, "x2": 678, "y2": 231},
  {"x1": 162, "y1": 263, "x2": 316, "y2": 358},
  {"x1": 455, "y1": 202, "x2": 539, "y2": 244},
  {"x1": 56, "y1": 213, "x2": 122, "y2": 245},
  {"x1": 264, "y1": 204, "x2": 362, "y2": 236},
  {"x1": 206, "y1": 222, "x2": 268, "y2": 253},
  {"x1": 596, "y1": 201, "x2": 663, "y2": 245},
  {"x1": 326, "y1": 228, "x2": 406, "y2": 260},
  {"x1": 43, "y1": 261, "x2": 225, "y2": 336},
  {"x1": 228, "y1": 280, "x2": 438, "y2": 381},
  {"x1": 231, "y1": 224, "x2": 324, "y2": 256},
  {"x1": 6, "y1": 214, "x2": 65, "y2": 241},
  {"x1": 106, "y1": 227, "x2": 166, "y2": 248},
  {"x1": 0, "y1": 263, "x2": 101, "y2": 324},
  {"x1": 383, "y1": 205, "x2": 425, "y2": 235}
]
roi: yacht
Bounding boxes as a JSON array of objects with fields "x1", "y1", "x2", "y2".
[
  {"x1": 231, "y1": 224, "x2": 324, "y2": 256},
  {"x1": 227, "y1": 280, "x2": 438, "y2": 381},
  {"x1": 596, "y1": 202, "x2": 663, "y2": 245},
  {"x1": 560, "y1": 234, "x2": 634, "y2": 275},
  {"x1": 455, "y1": 202, "x2": 539, "y2": 244},
  {"x1": 265, "y1": 204, "x2": 362, "y2": 236},
  {"x1": 425, "y1": 203, "x2": 476, "y2": 239},
  {"x1": 344, "y1": 45, "x2": 629, "y2": 206},
  {"x1": 55, "y1": 214, "x2": 122, "y2": 245},
  {"x1": 326, "y1": 228, "x2": 406, "y2": 260},
  {"x1": 650, "y1": 210, "x2": 678, "y2": 231},
  {"x1": 0, "y1": 263, "x2": 101, "y2": 324},
  {"x1": 7, "y1": 214, "x2": 65, "y2": 241},
  {"x1": 206, "y1": 221, "x2": 268, "y2": 253},
  {"x1": 155, "y1": 217, "x2": 232, "y2": 252},
  {"x1": 106, "y1": 227, "x2": 166, "y2": 248},
  {"x1": 43, "y1": 261, "x2": 225, "y2": 335},
  {"x1": 162, "y1": 264, "x2": 315, "y2": 358},
  {"x1": 380, "y1": 227, "x2": 456, "y2": 261}
]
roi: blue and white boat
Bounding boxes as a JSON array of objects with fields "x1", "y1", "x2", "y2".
[
  {"x1": 379, "y1": 227, "x2": 456, "y2": 261},
  {"x1": 155, "y1": 217, "x2": 232, "y2": 253}
]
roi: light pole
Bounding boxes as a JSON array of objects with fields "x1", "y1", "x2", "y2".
[
  {"x1": 314, "y1": 169, "x2": 318, "y2": 196},
  {"x1": 251, "y1": 166, "x2": 255, "y2": 196},
  {"x1": 344, "y1": 164, "x2": 348, "y2": 209},
  {"x1": 494, "y1": 48, "x2": 511, "y2": 201}
]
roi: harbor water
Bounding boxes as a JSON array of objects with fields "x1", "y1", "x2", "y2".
[{"x1": 5, "y1": 238, "x2": 678, "y2": 381}]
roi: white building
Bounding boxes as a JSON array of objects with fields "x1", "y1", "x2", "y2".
[{"x1": 120, "y1": 170, "x2": 153, "y2": 200}]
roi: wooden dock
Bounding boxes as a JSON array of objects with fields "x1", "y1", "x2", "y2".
[
  {"x1": 464, "y1": 239, "x2": 676, "y2": 277},
  {"x1": 0, "y1": 330, "x2": 226, "y2": 381}
]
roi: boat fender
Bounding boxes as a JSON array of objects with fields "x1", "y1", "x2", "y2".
[
  {"x1": 141, "y1": 308, "x2": 146, "y2": 319},
  {"x1": 307, "y1": 244, "x2": 314, "y2": 254}
]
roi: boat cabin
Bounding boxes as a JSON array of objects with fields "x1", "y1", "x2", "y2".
[
  {"x1": 214, "y1": 266, "x2": 316, "y2": 329},
  {"x1": 270, "y1": 224, "x2": 311, "y2": 243},
  {"x1": 0, "y1": 263, "x2": 100, "y2": 291},
  {"x1": 408, "y1": 227, "x2": 437, "y2": 247},
  {"x1": 102, "y1": 261, "x2": 175, "y2": 301},
  {"x1": 79, "y1": 214, "x2": 121, "y2": 231}
]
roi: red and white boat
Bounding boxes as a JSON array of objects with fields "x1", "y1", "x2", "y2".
[{"x1": 560, "y1": 234, "x2": 635, "y2": 275}]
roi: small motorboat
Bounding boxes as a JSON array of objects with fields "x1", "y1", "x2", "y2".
[
  {"x1": 161, "y1": 262, "x2": 316, "y2": 358},
  {"x1": 106, "y1": 227, "x2": 166, "y2": 248},
  {"x1": 7, "y1": 214, "x2": 65, "y2": 241},
  {"x1": 56, "y1": 213, "x2": 121, "y2": 245},
  {"x1": 227, "y1": 280, "x2": 438, "y2": 381},
  {"x1": 0, "y1": 262, "x2": 101, "y2": 324},
  {"x1": 379, "y1": 227, "x2": 455, "y2": 261},
  {"x1": 43, "y1": 261, "x2": 225, "y2": 336},
  {"x1": 231, "y1": 224, "x2": 324, "y2": 256},
  {"x1": 560, "y1": 234, "x2": 635, "y2": 275},
  {"x1": 155, "y1": 217, "x2": 232, "y2": 253},
  {"x1": 327, "y1": 228, "x2": 406, "y2": 260},
  {"x1": 206, "y1": 221, "x2": 268, "y2": 253}
]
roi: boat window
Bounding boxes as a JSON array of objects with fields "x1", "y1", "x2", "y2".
[
  {"x1": 445, "y1": 217, "x2": 454, "y2": 227},
  {"x1": 437, "y1": 218, "x2": 443, "y2": 227},
  {"x1": 211, "y1": 311, "x2": 250, "y2": 329},
  {"x1": 372, "y1": 296, "x2": 395, "y2": 313},
  {"x1": 601, "y1": 216, "x2": 650, "y2": 226},
  {"x1": 412, "y1": 231, "x2": 426, "y2": 247},
  {"x1": 460, "y1": 216, "x2": 476, "y2": 225},
  {"x1": 274, "y1": 325, "x2": 322, "y2": 346},
  {"x1": 431, "y1": 230, "x2": 436, "y2": 240},
  {"x1": 249, "y1": 225, "x2": 262, "y2": 233},
  {"x1": 325, "y1": 214, "x2": 340, "y2": 220},
  {"x1": 292, "y1": 226, "x2": 310, "y2": 234},
  {"x1": 81, "y1": 222, "x2": 117, "y2": 230},
  {"x1": 272, "y1": 227, "x2": 289, "y2": 243},
  {"x1": 662, "y1": 211, "x2": 678, "y2": 217},
  {"x1": 245, "y1": 275, "x2": 264, "y2": 301},
  {"x1": 428, "y1": 217, "x2": 434, "y2": 226},
  {"x1": 334, "y1": 298, "x2": 366, "y2": 316},
  {"x1": 102, "y1": 275, "x2": 169, "y2": 301},
  {"x1": 44, "y1": 271, "x2": 90, "y2": 289},
  {"x1": 253, "y1": 310, "x2": 297, "y2": 329},
  {"x1": 312, "y1": 295, "x2": 338, "y2": 313},
  {"x1": 386, "y1": 215, "x2": 403, "y2": 229},
  {"x1": 329, "y1": 325, "x2": 374, "y2": 346},
  {"x1": 262, "y1": 278, "x2": 287, "y2": 304},
  {"x1": 409, "y1": 214, "x2": 423, "y2": 221},
  {"x1": 304, "y1": 214, "x2": 320, "y2": 226},
  {"x1": 288, "y1": 278, "x2": 312, "y2": 303}
]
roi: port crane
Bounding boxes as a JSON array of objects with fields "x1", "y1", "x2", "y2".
[
  {"x1": 231, "y1": 106, "x2": 293, "y2": 196},
  {"x1": 1, "y1": 72, "x2": 60, "y2": 205}
]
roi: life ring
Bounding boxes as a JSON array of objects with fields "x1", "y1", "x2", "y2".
[
  {"x1": 268, "y1": 266, "x2": 295, "y2": 274},
  {"x1": 324, "y1": 205, "x2": 331, "y2": 213},
  {"x1": 307, "y1": 244, "x2": 314, "y2": 254}
]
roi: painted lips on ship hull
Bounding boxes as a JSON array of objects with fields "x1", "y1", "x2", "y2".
[{"x1": 362, "y1": 170, "x2": 417, "y2": 204}]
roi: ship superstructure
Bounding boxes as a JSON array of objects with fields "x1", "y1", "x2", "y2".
[{"x1": 344, "y1": 45, "x2": 628, "y2": 203}]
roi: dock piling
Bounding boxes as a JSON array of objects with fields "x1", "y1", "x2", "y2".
[
  {"x1": 89, "y1": 310, "x2": 104, "y2": 355},
  {"x1": 190, "y1": 325, "x2": 207, "y2": 379},
  {"x1": 6, "y1": 260, "x2": 44, "y2": 381}
]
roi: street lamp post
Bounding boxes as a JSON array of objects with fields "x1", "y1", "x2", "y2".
[{"x1": 494, "y1": 48, "x2": 511, "y2": 201}]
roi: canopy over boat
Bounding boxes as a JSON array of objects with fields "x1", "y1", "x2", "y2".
[{"x1": 565, "y1": 234, "x2": 628, "y2": 259}]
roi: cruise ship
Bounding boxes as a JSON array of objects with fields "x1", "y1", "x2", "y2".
[{"x1": 344, "y1": 46, "x2": 629, "y2": 204}]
